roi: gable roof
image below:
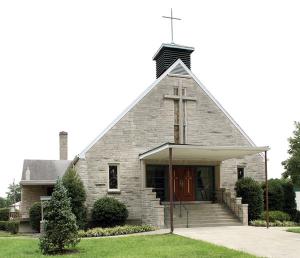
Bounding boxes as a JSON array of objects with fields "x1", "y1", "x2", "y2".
[
  {"x1": 20, "y1": 159, "x2": 71, "y2": 185},
  {"x1": 78, "y1": 59, "x2": 256, "y2": 159}
]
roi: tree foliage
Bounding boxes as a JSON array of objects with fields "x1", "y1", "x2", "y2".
[
  {"x1": 5, "y1": 181, "x2": 21, "y2": 205},
  {"x1": 0, "y1": 197, "x2": 7, "y2": 208},
  {"x1": 39, "y1": 179, "x2": 79, "y2": 254},
  {"x1": 281, "y1": 179, "x2": 297, "y2": 217},
  {"x1": 282, "y1": 121, "x2": 300, "y2": 186},
  {"x1": 62, "y1": 168, "x2": 87, "y2": 229}
]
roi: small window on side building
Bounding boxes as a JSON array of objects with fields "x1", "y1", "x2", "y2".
[
  {"x1": 109, "y1": 165, "x2": 118, "y2": 189},
  {"x1": 237, "y1": 167, "x2": 244, "y2": 180}
]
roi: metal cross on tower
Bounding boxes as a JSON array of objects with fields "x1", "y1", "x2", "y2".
[{"x1": 162, "y1": 8, "x2": 181, "y2": 44}]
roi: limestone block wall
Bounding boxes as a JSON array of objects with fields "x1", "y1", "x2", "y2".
[
  {"x1": 220, "y1": 154, "x2": 265, "y2": 194},
  {"x1": 75, "y1": 74, "x2": 265, "y2": 222},
  {"x1": 20, "y1": 185, "x2": 48, "y2": 219},
  {"x1": 141, "y1": 188, "x2": 164, "y2": 227}
]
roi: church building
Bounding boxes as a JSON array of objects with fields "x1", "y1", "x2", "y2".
[{"x1": 20, "y1": 42, "x2": 269, "y2": 229}]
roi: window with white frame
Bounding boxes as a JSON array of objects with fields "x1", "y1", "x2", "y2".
[{"x1": 108, "y1": 165, "x2": 119, "y2": 189}]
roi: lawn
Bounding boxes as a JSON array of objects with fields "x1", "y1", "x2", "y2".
[
  {"x1": 287, "y1": 227, "x2": 300, "y2": 234},
  {"x1": 0, "y1": 234, "x2": 258, "y2": 258}
]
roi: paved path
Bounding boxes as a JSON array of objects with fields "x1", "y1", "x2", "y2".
[{"x1": 174, "y1": 226, "x2": 300, "y2": 258}]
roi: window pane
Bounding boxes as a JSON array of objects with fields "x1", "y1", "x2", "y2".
[
  {"x1": 237, "y1": 167, "x2": 244, "y2": 180},
  {"x1": 109, "y1": 165, "x2": 118, "y2": 189}
]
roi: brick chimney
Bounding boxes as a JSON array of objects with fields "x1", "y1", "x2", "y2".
[{"x1": 59, "y1": 131, "x2": 68, "y2": 160}]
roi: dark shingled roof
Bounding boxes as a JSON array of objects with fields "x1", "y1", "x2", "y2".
[{"x1": 21, "y1": 160, "x2": 71, "y2": 181}]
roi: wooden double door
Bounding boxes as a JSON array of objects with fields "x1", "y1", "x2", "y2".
[{"x1": 173, "y1": 167, "x2": 195, "y2": 201}]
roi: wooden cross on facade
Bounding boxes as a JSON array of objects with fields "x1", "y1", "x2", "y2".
[{"x1": 164, "y1": 81, "x2": 196, "y2": 144}]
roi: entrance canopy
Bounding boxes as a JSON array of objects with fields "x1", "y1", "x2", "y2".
[{"x1": 139, "y1": 143, "x2": 269, "y2": 162}]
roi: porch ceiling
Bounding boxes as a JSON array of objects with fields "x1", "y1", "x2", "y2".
[{"x1": 139, "y1": 143, "x2": 269, "y2": 162}]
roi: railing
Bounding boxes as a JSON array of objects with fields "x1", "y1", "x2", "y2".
[
  {"x1": 217, "y1": 188, "x2": 248, "y2": 225},
  {"x1": 174, "y1": 194, "x2": 189, "y2": 228}
]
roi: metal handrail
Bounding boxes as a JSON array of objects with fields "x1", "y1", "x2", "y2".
[
  {"x1": 173, "y1": 193, "x2": 189, "y2": 228},
  {"x1": 182, "y1": 204, "x2": 189, "y2": 228}
]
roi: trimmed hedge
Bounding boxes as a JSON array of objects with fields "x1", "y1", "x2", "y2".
[
  {"x1": 92, "y1": 197, "x2": 128, "y2": 228},
  {"x1": 0, "y1": 221, "x2": 19, "y2": 234},
  {"x1": 235, "y1": 177, "x2": 263, "y2": 221},
  {"x1": 0, "y1": 208, "x2": 9, "y2": 221},
  {"x1": 261, "y1": 211, "x2": 291, "y2": 222},
  {"x1": 78, "y1": 225, "x2": 156, "y2": 238},
  {"x1": 29, "y1": 202, "x2": 41, "y2": 232},
  {"x1": 250, "y1": 220, "x2": 297, "y2": 227}
]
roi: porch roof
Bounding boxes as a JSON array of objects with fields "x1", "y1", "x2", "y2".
[{"x1": 139, "y1": 143, "x2": 269, "y2": 162}]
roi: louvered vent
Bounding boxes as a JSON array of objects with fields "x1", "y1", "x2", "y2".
[
  {"x1": 170, "y1": 63, "x2": 189, "y2": 75},
  {"x1": 153, "y1": 43, "x2": 194, "y2": 78}
]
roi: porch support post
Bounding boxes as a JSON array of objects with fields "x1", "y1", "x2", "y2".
[
  {"x1": 169, "y1": 147, "x2": 174, "y2": 233},
  {"x1": 265, "y1": 150, "x2": 269, "y2": 228}
]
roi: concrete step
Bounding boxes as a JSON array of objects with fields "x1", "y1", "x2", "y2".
[
  {"x1": 164, "y1": 203, "x2": 241, "y2": 228},
  {"x1": 169, "y1": 222, "x2": 242, "y2": 228}
]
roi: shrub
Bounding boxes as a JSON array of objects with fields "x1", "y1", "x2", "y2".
[
  {"x1": 0, "y1": 221, "x2": 8, "y2": 230},
  {"x1": 92, "y1": 197, "x2": 128, "y2": 228},
  {"x1": 7, "y1": 221, "x2": 19, "y2": 234},
  {"x1": 29, "y1": 202, "x2": 41, "y2": 232},
  {"x1": 78, "y1": 225, "x2": 156, "y2": 238},
  {"x1": 250, "y1": 220, "x2": 297, "y2": 227},
  {"x1": 235, "y1": 177, "x2": 263, "y2": 221},
  {"x1": 261, "y1": 211, "x2": 291, "y2": 222},
  {"x1": 62, "y1": 168, "x2": 87, "y2": 229},
  {"x1": 0, "y1": 208, "x2": 9, "y2": 221},
  {"x1": 263, "y1": 179, "x2": 284, "y2": 211},
  {"x1": 0, "y1": 221, "x2": 20, "y2": 234},
  {"x1": 39, "y1": 179, "x2": 79, "y2": 254}
]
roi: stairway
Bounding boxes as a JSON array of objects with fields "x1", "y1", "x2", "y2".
[{"x1": 164, "y1": 202, "x2": 242, "y2": 228}]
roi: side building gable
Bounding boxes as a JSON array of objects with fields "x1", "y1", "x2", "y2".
[{"x1": 78, "y1": 59, "x2": 256, "y2": 159}]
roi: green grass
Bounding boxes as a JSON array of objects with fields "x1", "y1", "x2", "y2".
[
  {"x1": 0, "y1": 230, "x2": 33, "y2": 238},
  {"x1": 0, "y1": 234, "x2": 258, "y2": 258},
  {"x1": 287, "y1": 227, "x2": 300, "y2": 234}
]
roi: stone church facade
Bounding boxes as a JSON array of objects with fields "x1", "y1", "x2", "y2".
[{"x1": 20, "y1": 43, "x2": 268, "y2": 229}]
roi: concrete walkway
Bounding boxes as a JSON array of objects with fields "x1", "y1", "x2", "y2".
[{"x1": 174, "y1": 226, "x2": 300, "y2": 258}]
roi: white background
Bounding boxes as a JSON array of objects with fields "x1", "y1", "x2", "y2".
[{"x1": 1, "y1": 0, "x2": 299, "y2": 197}]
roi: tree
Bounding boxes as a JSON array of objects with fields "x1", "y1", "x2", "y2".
[
  {"x1": 282, "y1": 121, "x2": 300, "y2": 186},
  {"x1": 281, "y1": 179, "x2": 297, "y2": 217},
  {"x1": 5, "y1": 181, "x2": 21, "y2": 205},
  {"x1": 0, "y1": 197, "x2": 7, "y2": 208},
  {"x1": 39, "y1": 179, "x2": 79, "y2": 254},
  {"x1": 62, "y1": 168, "x2": 87, "y2": 229}
]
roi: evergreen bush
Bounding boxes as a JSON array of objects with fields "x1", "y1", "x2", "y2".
[
  {"x1": 263, "y1": 179, "x2": 284, "y2": 211},
  {"x1": 92, "y1": 197, "x2": 128, "y2": 228},
  {"x1": 29, "y1": 202, "x2": 41, "y2": 232},
  {"x1": 39, "y1": 179, "x2": 79, "y2": 254},
  {"x1": 235, "y1": 177, "x2": 263, "y2": 221},
  {"x1": 62, "y1": 168, "x2": 87, "y2": 229}
]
